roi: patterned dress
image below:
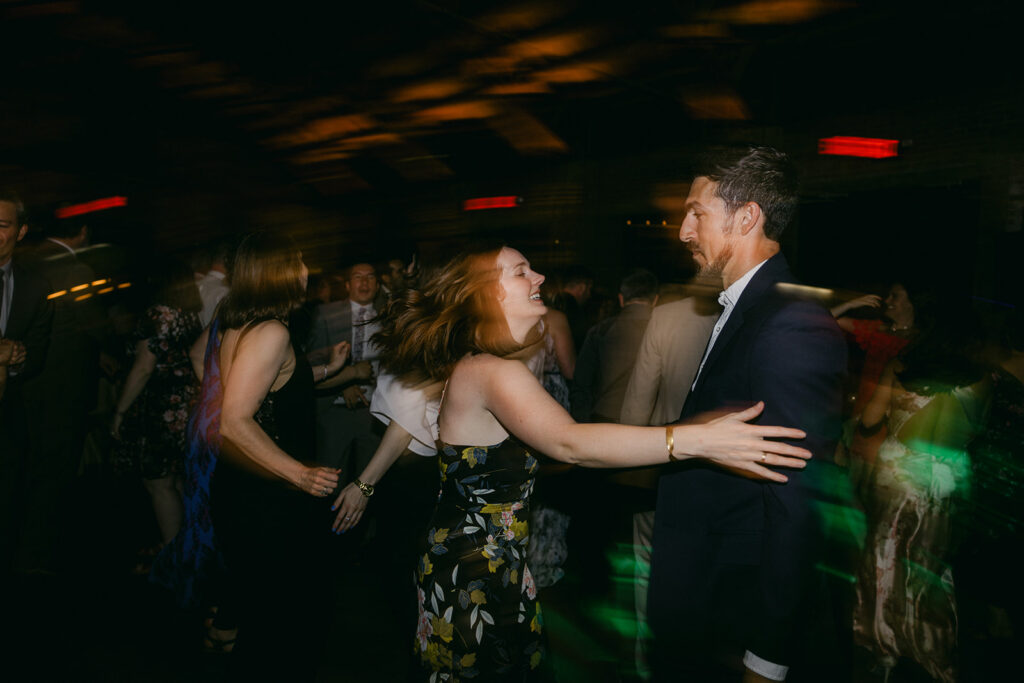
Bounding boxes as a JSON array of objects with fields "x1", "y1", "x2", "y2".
[
  {"x1": 113, "y1": 304, "x2": 201, "y2": 479},
  {"x1": 853, "y1": 387, "x2": 974, "y2": 683},
  {"x1": 151, "y1": 317, "x2": 225, "y2": 607},
  {"x1": 416, "y1": 436, "x2": 544, "y2": 682}
]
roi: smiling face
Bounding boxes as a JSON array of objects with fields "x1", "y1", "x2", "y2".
[
  {"x1": 496, "y1": 247, "x2": 546, "y2": 341},
  {"x1": 348, "y1": 263, "x2": 379, "y2": 305},
  {"x1": 678, "y1": 177, "x2": 740, "y2": 281}
]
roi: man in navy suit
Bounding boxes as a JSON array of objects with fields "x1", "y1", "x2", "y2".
[{"x1": 648, "y1": 147, "x2": 847, "y2": 682}]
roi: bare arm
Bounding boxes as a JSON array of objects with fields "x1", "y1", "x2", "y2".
[
  {"x1": 545, "y1": 310, "x2": 576, "y2": 380},
  {"x1": 190, "y1": 327, "x2": 209, "y2": 381},
  {"x1": 860, "y1": 359, "x2": 897, "y2": 430},
  {"x1": 450, "y1": 356, "x2": 811, "y2": 483},
  {"x1": 220, "y1": 321, "x2": 339, "y2": 497},
  {"x1": 330, "y1": 420, "x2": 414, "y2": 532},
  {"x1": 111, "y1": 339, "x2": 157, "y2": 436}
]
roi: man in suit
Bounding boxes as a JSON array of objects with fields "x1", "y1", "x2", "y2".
[
  {"x1": 0, "y1": 191, "x2": 52, "y2": 573},
  {"x1": 572, "y1": 268, "x2": 659, "y2": 424},
  {"x1": 19, "y1": 211, "x2": 106, "y2": 574},
  {"x1": 306, "y1": 262, "x2": 385, "y2": 475},
  {"x1": 647, "y1": 146, "x2": 847, "y2": 682}
]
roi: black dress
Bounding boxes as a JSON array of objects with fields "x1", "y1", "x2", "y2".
[
  {"x1": 211, "y1": 342, "x2": 330, "y2": 681},
  {"x1": 415, "y1": 436, "x2": 544, "y2": 682}
]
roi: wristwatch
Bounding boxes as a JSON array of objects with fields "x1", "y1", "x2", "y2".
[{"x1": 354, "y1": 478, "x2": 374, "y2": 498}]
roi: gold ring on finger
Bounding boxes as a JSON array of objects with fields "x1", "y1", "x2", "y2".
[{"x1": 761, "y1": 453, "x2": 767, "y2": 463}]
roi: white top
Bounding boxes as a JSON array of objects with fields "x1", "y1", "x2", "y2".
[
  {"x1": 369, "y1": 372, "x2": 439, "y2": 456},
  {"x1": 692, "y1": 258, "x2": 769, "y2": 389},
  {"x1": 197, "y1": 270, "x2": 229, "y2": 327}
]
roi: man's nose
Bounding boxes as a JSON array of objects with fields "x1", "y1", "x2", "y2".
[{"x1": 679, "y1": 218, "x2": 694, "y2": 242}]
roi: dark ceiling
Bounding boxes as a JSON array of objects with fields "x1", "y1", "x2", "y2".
[{"x1": 1, "y1": 0, "x2": 1017, "y2": 264}]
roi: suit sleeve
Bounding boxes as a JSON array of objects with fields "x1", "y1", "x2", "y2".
[
  {"x1": 305, "y1": 304, "x2": 331, "y2": 367},
  {"x1": 18, "y1": 280, "x2": 53, "y2": 380},
  {"x1": 620, "y1": 314, "x2": 662, "y2": 426}
]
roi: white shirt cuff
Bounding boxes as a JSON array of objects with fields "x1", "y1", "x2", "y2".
[{"x1": 743, "y1": 650, "x2": 788, "y2": 681}]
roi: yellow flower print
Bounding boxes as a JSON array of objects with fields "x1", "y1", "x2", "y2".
[
  {"x1": 419, "y1": 553, "x2": 433, "y2": 579},
  {"x1": 430, "y1": 614, "x2": 454, "y2": 643},
  {"x1": 530, "y1": 650, "x2": 543, "y2": 669},
  {"x1": 530, "y1": 602, "x2": 543, "y2": 634},
  {"x1": 488, "y1": 556, "x2": 505, "y2": 573},
  {"x1": 460, "y1": 653, "x2": 477, "y2": 668},
  {"x1": 432, "y1": 528, "x2": 449, "y2": 544},
  {"x1": 469, "y1": 589, "x2": 487, "y2": 605}
]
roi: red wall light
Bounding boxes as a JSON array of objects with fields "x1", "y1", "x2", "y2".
[
  {"x1": 463, "y1": 196, "x2": 521, "y2": 211},
  {"x1": 55, "y1": 196, "x2": 128, "y2": 219},
  {"x1": 818, "y1": 137, "x2": 899, "y2": 159}
]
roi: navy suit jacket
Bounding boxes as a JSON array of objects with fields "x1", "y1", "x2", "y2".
[
  {"x1": 648, "y1": 252, "x2": 847, "y2": 670},
  {"x1": 3, "y1": 261, "x2": 52, "y2": 389}
]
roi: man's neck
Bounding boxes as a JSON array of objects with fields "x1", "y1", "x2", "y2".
[{"x1": 721, "y1": 242, "x2": 778, "y2": 289}]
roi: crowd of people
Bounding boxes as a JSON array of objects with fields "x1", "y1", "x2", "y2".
[{"x1": 1, "y1": 144, "x2": 1022, "y2": 683}]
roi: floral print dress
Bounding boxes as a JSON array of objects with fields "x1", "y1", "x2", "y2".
[
  {"x1": 416, "y1": 436, "x2": 544, "y2": 682},
  {"x1": 113, "y1": 304, "x2": 201, "y2": 479}
]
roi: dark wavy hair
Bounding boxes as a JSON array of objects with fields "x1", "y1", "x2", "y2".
[
  {"x1": 218, "y1": 231, "x2": 305, "y2": 330},
  {"x1": 375, "y1": 246, "x2": 541, "y2": 383},
  {"x1": 693, "y1": 145, "x2": 799, "y2": 241}
]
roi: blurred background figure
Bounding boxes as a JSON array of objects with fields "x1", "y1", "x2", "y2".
[
  {"x1": 19, "y1": 210, "x2": 106, "y2": 575},
  {"x1": 111, "y1": 259, "x2": 202, "y2": 559},
  {"x1": 550, "y1": 264, "x2": 596, "y2": 352},
  {"x1": 833, "y1": 282, "x2": 919, "y2": 487},
  {"x1": 306, "y1": 262, "x2": 385, "y2": 483},
  {"x1": 852, "y1": 295, "x2": 987, "y2": 683},
  {"x1": 956, "y1": 306, "x2": 1024, "y2": 680},
  {"x1": 196, "y1": 240, "x2": 231, "y2": 328},
  {"x1": 0, "y1": 190, "x2": 52, "y2": 575}
]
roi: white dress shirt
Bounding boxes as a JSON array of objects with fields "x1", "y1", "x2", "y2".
[{"x1": 691, "y1": 259, "x2": 769, "y2": 390}]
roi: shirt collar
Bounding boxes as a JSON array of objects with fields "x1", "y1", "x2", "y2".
[
  {"x1": 0, "y1": 260, "x2": 12, "y2": 277},
  {"x1": 350, "y1": 299, "x2": 374, "y2": 316},
  {"x1": 718, "y1": 258, "x2": 769, "y2": 310}
]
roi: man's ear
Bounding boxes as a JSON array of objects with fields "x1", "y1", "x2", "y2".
[
  {"x1": 738, "y1": 202, "x2": 763, "y2": 236},
  {"x1": 16, "y1": 224, "x2": 27, "y2": 243}
]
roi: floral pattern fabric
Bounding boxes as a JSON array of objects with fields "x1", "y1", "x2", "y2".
[
  {"x1": 113, "y1": 304, "x2": 201, "y2": 479},
  {"x1": 416, "y1": 437, "x2": 544, "y2": 682}
]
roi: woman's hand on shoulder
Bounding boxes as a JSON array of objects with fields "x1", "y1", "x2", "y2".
[{"x1": 686, "y1": 402, "x2": 811, "y2": 483}]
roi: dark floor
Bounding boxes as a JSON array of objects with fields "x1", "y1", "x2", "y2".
[{"x1": 2, "y1": 469, "x2": 1014, "y2": 682}]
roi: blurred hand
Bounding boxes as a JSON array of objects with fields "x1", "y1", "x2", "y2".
[
  {"x1": 330, "y1": 482, "x2": 370, "y2": 533},
  {"x1": 327, "y1": 341, "x2": 351, "y2": 375},
  {"x1": 298, "y1": 466, "x2": 341, "y2": 498},
  {"x1": 0, "y1": 339, "x2": 13, "y2": 366},
  {"x1": 110, "y1": 412, "x2": 124, "y2": 439},
  {"x1": 351, "y1": 360, "x2": 373, "y2": 381},
  {"x1": 847, "y1": 294, "x2": 882, "y2": 310},
  {"x1": 9, "y1": 341, "x2": 26, "y2": 366},
  {"x1": 99, "y1": 352, "x2": 120, "y2": 377},
  {"x1": 342, "y1": 384, "x2": 368, "y2": 409},
  {"x1": 687, "y1": 402, "x2": 812, "y2": 483}
]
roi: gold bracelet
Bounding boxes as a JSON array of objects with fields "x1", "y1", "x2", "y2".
[
  {"x1": 666, "y1": 425, "x2": 677, "y2": 461},
  {"x1": 354, "y1": 478, "x2": 375, "y2": 498}
]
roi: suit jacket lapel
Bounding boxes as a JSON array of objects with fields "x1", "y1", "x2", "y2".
[{"x1": 684, "y1": 253, "x2": 792, "y2": 409}]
